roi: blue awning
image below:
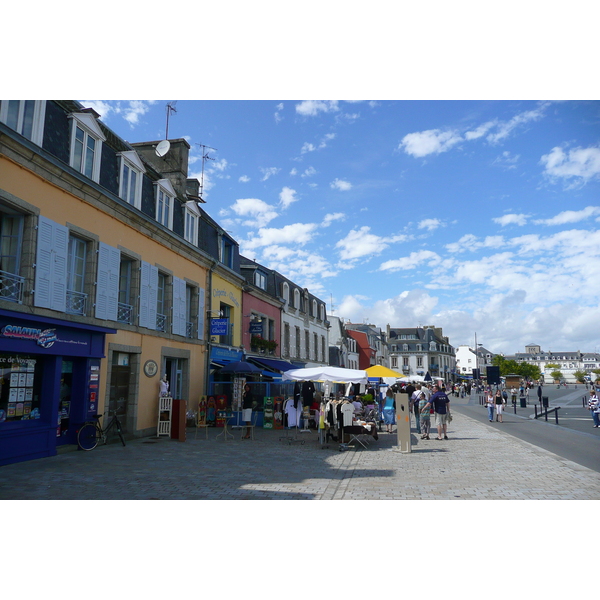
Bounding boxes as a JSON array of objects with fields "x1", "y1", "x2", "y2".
[{"x1": 249, "y1": 357, "x2": 296, "y2": 372}]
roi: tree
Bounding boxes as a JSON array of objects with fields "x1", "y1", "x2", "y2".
[
  {"x1": 550, "y1": 370, "x2": 563, "y2": 382},
  {"x1": 573, "y1": 370, "x2": 587, "y2": 383},
  {"x1": 545, "y1": 363, "x2": 560, "y2": 370},
  {"x1": 518, "y1": 363, "x2": 541, "y2": 381}
]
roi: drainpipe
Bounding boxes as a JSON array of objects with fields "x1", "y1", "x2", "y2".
[{"x1": 205, "y1": 260, "x2": 219, "y2": 397}]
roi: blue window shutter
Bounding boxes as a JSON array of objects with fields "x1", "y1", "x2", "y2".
[
  {"x1": 198, "y1": 287, "x2": 205, "y2": 340},
  {"x1": 96, "y1": 242, "x2": 120, "y2": 321},
  {"x1": 171, "y1": 276, "x2": 186, "y2": 336},
  {"x1": 34, "y1": 216, "x2": 67, "y2": 311},
  {"x1": 139, "y1": 261, "x2": 158, "y2": 330}
]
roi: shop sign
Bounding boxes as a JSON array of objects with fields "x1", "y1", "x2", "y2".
[
  {"x1": 1, "y1": 324, "x2": 58, "y2": 349},
  {"x1": 249, "y1": 322, "x2": 263, "y2": 334},
  {"x1": 210, "y1": 318, "x2": 228, "y2": 335}
]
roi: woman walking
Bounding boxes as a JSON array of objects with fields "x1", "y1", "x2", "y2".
[
  {"x1": 242, "y1": 383, "x2": 254, "y2": 439},
  {"x1": 485, "y1": 390, "x2": 495, "y2": 422},
  {"x1": 494, "y1": 389, "x2": 505, "y2": 423},
  {"x1": 382, "y1": 388, "x2": 396, "y2": 433}
]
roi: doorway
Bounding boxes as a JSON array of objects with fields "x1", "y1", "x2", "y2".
[
  {"x1": 164, "y1": 357, "x2": 185, "y2": 399},
  {"x1": 109, "y1": 352, "x2": 131, "y2": 432}
]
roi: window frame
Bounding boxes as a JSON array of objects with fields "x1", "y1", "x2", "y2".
[
  {"x1": 0, "y1": 100, "x2": 46, "y2": 145},
  {"x1": 155, "y1": 179, "x2": 176, "y2": 230},
  {"x1": 68, "y1": 112, "x2": 105, "y2": 182},
  {"x1": 118, "y1": 151, "x2": 145, "y2": 209}
]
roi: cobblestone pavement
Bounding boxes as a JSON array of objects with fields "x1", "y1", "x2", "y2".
[{"x1": 2, "y1": 411, "x2": 600, "y2": 499}]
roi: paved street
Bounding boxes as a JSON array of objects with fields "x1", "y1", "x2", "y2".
[{"x1": 1, "y1": 406, "x2": 599, "y2": 500}]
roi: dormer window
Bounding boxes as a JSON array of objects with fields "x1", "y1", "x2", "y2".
[
  {"x1": 118, "y1": 151, "x2": 145, "y2": 209},
  {"x1": 254, "y1": 270, "x2": 267, "y2": 290},
  {"x1": 0, "y1": 100, "x2": 46, "y2": 145},
  {"x1": 184, "y1": 201, "x2": 200, "y2": 244},
  {"x1": 69, "y1": 112, "x2": 105, "y2": 182},
  {"x1": 155, "y1": 179, "x2": 176, "y2": 230},
  {"x1": 282, "y1": 282, "x2": 289, "y2": 303}
]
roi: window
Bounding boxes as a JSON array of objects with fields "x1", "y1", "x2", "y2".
[
  {"x1": 283, "y1": 323, "x2": 290, "y2": 357},
  {"x1": 118, "y1": 258, "x2": 134, "y2": 324},
  {"x1": 254, "y1": 270, "x2": 267, "y2": 290},
  {"x1": 0, "y1": 353, "x2": 43, "y2": 422},
  {"x1": 294, "y1": 289, "x2": 300, "y2": 310},
  {"x1": 184, "y1": 209, "x2": 198, "y2": 244},
  {"x1": 319, "y1": 304, "x2": 325, "y2": 320},
  {"x1": 220, "y1": 237, "x2": 234, "y2": 269},
  {"x1": 312, "y1": 299, "x2": 317, "y2": 317},
  {"x1": 219, "y1": 303, "x2": 233, "y2": 346},
  {"x1": 282, "y1": 282, "x2": 289, "y2": 304},
  {"x1": 69, "y1": 113, "x2": 105, "y2": 182},
  {"x1": 305, "y1": 330, "x2": 310, "y2": 360},
  {"x1": 314, "y1": 333, "x2": 318, "y2": 360},
  {"x1": 295, "y1": 326, "x2": 301, "y2": 358},
  {"x1": 403, "y1": 357, "x2": 409, "y2": 367},
  {"x1": 118, "y1": 151, "x2": 145, "y2": 209},
  {"x1": 155, "y1": 180, "x2": 175, "y2": 229},
  {"x1": 0, "y1": 100, "x2": 46, "y2": 145},
  {"x1": 139, "y1": 261, "x2": 158, "y2": 331},
  {"x1": 185, "y1": 285, "x2": 195, "y2": 338},
  {"x1": 66, "y1": 235, "x2": 87, "y2": 315},
  {"x1": 391, "y1": 357, "x2": 398, "y2": 368},
  {"x1": 0, "y1": 207, "x2": 24, "y2": 303},
  {"x1": 157, "y1": 272, "x2": 167, "y2": 332},
  {"x1": 417, "y1": 357, "x2": 423, "y2": 368}
]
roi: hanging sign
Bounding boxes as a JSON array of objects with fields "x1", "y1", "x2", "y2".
[{"x1": 210, "y1": 318, "x2": 229, "y2": 335}]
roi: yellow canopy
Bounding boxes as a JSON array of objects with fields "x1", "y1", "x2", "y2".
[{"x1": 365, "y1": 365, "x2": 406, "y2": 378}]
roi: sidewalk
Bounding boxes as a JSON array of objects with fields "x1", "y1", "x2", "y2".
[{"x1": 1, "y1": 411, "x2": 599, "y2": 499}]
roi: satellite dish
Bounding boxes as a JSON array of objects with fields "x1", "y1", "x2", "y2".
[{"x1": 155, "y1": 139, "x2": 171, "y2": 157}]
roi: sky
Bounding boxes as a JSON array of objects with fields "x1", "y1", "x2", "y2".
[{"x1": 80, "y1": 99, "x2": 600, "y2": 355}]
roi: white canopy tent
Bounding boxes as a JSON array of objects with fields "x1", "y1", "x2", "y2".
[{"x1": 282, "y1": 366, "x2": 369, "y2": 384}]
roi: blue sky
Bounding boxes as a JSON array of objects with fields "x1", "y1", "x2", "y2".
[{"x1": 83, "y1": 99, "x2": 600, "y2": 355}]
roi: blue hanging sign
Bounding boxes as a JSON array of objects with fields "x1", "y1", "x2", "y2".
[{"x1": 210, "y1": 318, "x2": 229, "y2": 335}]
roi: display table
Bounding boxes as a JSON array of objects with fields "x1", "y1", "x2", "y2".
[{"x1": 215, "y1": 412, "x2": 234, "y2": 441}]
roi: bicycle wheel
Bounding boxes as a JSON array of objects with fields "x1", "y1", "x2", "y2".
[
  {"x1": 77, "y1": 423, "x2": 99, "y2": 451},
  {"x1": 115, "y1": 419, "x2": 126, "y2": 446}
]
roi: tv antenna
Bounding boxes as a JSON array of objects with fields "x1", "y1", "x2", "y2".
[
  {"x1": 165, "y1": 101, "x2": 177, "y2": 139},
  {"x1": 197, "y1": 143, "x2": 217, "y2": 198}
]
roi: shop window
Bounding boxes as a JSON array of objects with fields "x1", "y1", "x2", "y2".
[{"x1": 0, "y1": 353, "x2": 43, "y2": 423}]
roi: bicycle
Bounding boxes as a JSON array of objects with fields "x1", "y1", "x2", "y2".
[{"x1": 77, "y1": 412, "x2": 126, "y2": 451}]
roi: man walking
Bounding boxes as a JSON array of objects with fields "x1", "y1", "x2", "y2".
[{"x1": 430, "y1": 384, "x2": 451, "y2": 440}]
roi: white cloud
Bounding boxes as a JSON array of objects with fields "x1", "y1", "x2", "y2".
[
  {"x1": 301, "y1": 142, "x2": 316, "y2": 154},
  {"x1": 464, "y1": 121, "x2": 496, "y2": 140},
  {"x1": 379, "y1": 250, "x2": 441, "y2": 272},
  {"x1": 418, "y1": 218, "x2": 442, "y2": 231},
  {"x1": 399, "y1": 129, "x2": 463, "y2": 157},
  {"x1": 335, "y1": 226, "x2": 388, "y2": 261},
  {"x1": 486, "y1": 102, "x2": 550, "y2": 144},
  {"x1": 492, "y1": 151, "x2": 520, "y2": 169},
  {"x1": 274, "y1": 102, "x2": 283, "y2": 123},
  {"x1": 259, "y1": 167, "x2": 281, "y2": 181},
  {"x1": 493, "y1": 213, "x2": 529, "y2": 226},
  {"x1": 239, "y1": 175, "x2": 250, "y2": 183},
  {"x1": 322, "y1": 213, "x2": 346, "y2": 227},
  {"x1": 330, "y1": 178, "x2": 352, "y2": 191},
  {"x1": 295, "y1": 101, "x2": 340, "y2": 116},
  {"x1": 533, "y1": 206, "x2": 600, "y2": 226},
  {"x1": 229, "y1": 198, "x2": 278, "y2": 228},
  {"x1": 540, "y1": 145, "x2": 600, "y2": 185},
  {"x1": 301, "y1": 166, "x2": 317, "y2": 178},
  {"x1": 241, "y1": 223, "x2": 318, "y2": 253},
  {"x1": 279, "y1": 186, "x2": 298, "y2": 209},
  {"x1": 289, "y1": 168, "x2": 298, "y2": 176}
]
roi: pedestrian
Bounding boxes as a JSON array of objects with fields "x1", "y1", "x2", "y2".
[
  {"x1": 418, "y1": 390, "x2": 432, "y2": 439},
  {"x1": 382, "y1": 388, "x2": 396, "y2": 433},
  {"x1": 485, "y1": 390, "x2": 495, "y2": 421},
  {"x1": 587, "y1": 391, "x2": 600, "y2": 428},
  {"x1": 430, "y1": 384, "x2": 451, "y2": 440},
  {"x1": 242, "y1": 383, "x2": 253, "y2": 439},
  {"x1": 410, "y1": 384, "x2": 421, "y2": 433},
  {"x1": 494, "y1": 389, "x2": 505, "y2": 423}
]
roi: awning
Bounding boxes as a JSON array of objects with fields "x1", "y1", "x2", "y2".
[{"x1": 249, "y1": 357, "x2": 297, "y2": 372}]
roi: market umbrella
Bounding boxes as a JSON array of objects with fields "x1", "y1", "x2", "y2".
[
  {"x1": 218, "y1": 360, "x2": 262, "y2": 375},
  {"x1": 366, "y1": 365, "x2": 406, "y2": 379},
  {"x1": 282, "y1": 366, "x2": 368, "y2": 383},
  {"x1": 424, "y1": 371, "x2": 432, "y2": 382}
]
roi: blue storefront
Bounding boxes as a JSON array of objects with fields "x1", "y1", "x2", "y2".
[{"x1": 0, "y1": 309, "x2": 115, "y2": 466}]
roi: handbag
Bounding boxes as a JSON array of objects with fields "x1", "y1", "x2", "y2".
[{"x1": 447, "y1": 412, "x2": 453, "y2": 423}]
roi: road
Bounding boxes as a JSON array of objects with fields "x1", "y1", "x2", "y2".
[{"x1": 452, "y1": 385, "x2": 600, "y2": 473}]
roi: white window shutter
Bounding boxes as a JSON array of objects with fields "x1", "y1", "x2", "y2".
[
  {"x1": 34, "y1": 216, "x2": 67, "y2": 312},
  {"x1": 96, "y1": 242, "x2": 120, "y2": 321}
]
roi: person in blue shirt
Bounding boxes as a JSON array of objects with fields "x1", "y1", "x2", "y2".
[{"x1": 430, "y1": 385, "x2": 451, "y2": 440}]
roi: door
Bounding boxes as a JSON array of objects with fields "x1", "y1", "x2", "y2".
[{"x1": 109, "y1": 353, "x2": 131, "y2": 432}]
